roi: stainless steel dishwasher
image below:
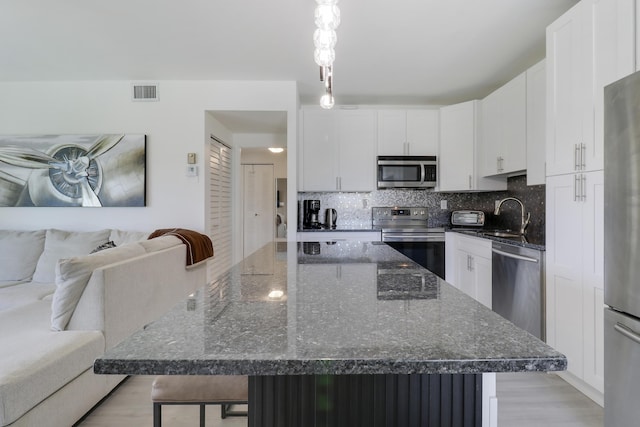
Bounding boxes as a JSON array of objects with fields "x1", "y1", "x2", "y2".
[{"x1": 491, "y1": 242, "x2": 545, "y2": 340}]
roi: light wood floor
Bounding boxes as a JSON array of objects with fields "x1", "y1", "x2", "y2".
[{"x1": 77, "y1": 373, "x2": 603, "y2": 426}]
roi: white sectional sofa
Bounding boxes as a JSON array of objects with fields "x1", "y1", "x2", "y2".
[{"x1": 0, "y1": 228, "x2": 206, "y2": 427}]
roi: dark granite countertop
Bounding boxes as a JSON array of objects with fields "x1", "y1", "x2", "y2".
[
  {"x1": 94, "y1": 241, "x2": 564, "y2": 376},
  {"x1": 446, "y1": 228, "x2": 545, "y2": 251}
]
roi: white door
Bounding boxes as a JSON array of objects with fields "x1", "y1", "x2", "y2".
[{"x1": 243, "y1": 164, "x2": 274, "y2": 258}]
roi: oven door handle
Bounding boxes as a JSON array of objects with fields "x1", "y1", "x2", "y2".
[{"x1": 383, "y1": 234, "x2": 444, "y2": 242}]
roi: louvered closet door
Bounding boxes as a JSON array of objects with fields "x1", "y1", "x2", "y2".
[{"x1": 208, "y1": 136, "x2": 232, "y2": 284}]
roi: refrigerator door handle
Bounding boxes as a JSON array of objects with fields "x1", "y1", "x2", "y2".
[{"x1": 614, "y1": 322, "x2": 640, "y2": 345}]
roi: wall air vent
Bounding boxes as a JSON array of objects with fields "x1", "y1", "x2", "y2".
[{"x1": 131, "y1": 83, "x2": 159, "y2": 101}]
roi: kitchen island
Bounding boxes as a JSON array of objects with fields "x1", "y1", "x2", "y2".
[{"x1": 94, "y1": 241, "x2": 565, "y2": 427}]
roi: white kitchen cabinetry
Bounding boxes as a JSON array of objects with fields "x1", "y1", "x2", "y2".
[
  {"x1": 377, "y1": 109, "x2": 439, "y2": 156},
  {"x1": 545, "y1": 170, "x2": 604, "y2": 401},
  {"x1": 446, "y1": 232, "x2": 492, "y2": 309},
  {"x1": 545, "y1": 0, "x2": 634, "y2": 404},
  {"x1": 439, "y1": 101, "x2": 506, "y2": 192},
  {"x1": 301, "y1": 109, "x2": 376, "y2": 192},
  {"x1": 546, "y1": 0, "x2": 635, "y2": 177},
  {"x1": 480, "y1": 72, "x2": 527, "y2": 177},
  {"x1": 526, "y1": 60, "x2": 546, "y2": 185}
]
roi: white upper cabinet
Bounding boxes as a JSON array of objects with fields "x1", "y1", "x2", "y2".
[
  {"x1": 526, "y1": 59, "x2": 547, "y2": 185},
  {"x1": 336, "y1": 110, "x2": 377, "y2": 191},
  {"x1": 480, "y1": 72, "x2": 527, "y2": 177},
  {"x1": 301, "y1": 108, "x2": 376, "y2": 192},
  {"x1": 377, "y1": 109, "x2": 439, "y2": 156},
  {"x1": 439, "y1": 100, "x2": 507, "y2": 192},
  {"x1": 546, "y1": 0, "x2": 635, "y2": 176}
]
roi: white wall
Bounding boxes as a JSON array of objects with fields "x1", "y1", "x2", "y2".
[{"x1": 0, "y1": 80, "x2": 298, "y2": 235}]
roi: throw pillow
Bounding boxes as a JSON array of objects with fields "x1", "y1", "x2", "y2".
[
  {"x1": 32, "y1": 229, "x2": 111, "y2": 283},
  {"x1": 91, "y1": 241, "x2": 116, "y2": 253},
  {"x1": 109, "y1": 229, "x2": 150, "y2": 246},
  {"x1": 51, "y1": 242, "x2": 146, "y2": 331},
  {"x1": 0, "y1": 230, "x2": 46, "y2": 281}
]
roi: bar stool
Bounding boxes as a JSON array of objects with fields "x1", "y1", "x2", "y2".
[{"x1": 151, "y1": 375, "x2": 248, "y2": 427}]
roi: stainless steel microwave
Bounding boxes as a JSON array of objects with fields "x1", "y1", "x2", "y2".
[{"x1": 377, "y1": 156, "x2": 437, "y2": 189}]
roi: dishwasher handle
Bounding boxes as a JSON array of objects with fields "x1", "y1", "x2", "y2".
[{"x1": 491, "y1": 248, "x2": 539, "y2": 263}]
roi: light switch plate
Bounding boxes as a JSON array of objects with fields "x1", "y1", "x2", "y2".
[{"x1": 187, "y1": 153, "x2": 196, "y2": 164}]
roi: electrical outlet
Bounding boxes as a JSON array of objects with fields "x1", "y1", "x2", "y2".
[{"x1": 440, "y1": 200, "x2": 448, "y2": 210}]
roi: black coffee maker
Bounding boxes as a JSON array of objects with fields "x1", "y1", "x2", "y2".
[{"x1": 303, "y1": 200, "x2": 321, "y2": 229}]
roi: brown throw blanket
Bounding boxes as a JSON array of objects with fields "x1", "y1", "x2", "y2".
[{"x1": 148, "y1": 228, "x2": 214, "y2": 266}]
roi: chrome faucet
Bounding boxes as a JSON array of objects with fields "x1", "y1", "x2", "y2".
[{"x1": 494, "y1": 197, "x2": 530, "y2": 235}]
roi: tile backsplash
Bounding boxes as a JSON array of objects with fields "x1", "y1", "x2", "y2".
[{"x1": 298, "y1": 175, "x2": 545, "y2": 244}]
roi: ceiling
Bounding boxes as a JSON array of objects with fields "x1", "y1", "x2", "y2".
[{"x1": 1, "y1": 0, "x2": 578, "y2": 132}]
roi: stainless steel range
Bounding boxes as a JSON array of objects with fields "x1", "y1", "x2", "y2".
[{"x1": 372, "y1": 207, "x2": 445, "y2": 279}]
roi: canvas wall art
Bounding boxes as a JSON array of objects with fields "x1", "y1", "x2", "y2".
[{"x1": 0, "y1": 134, "x2": 146, "y2": 207}]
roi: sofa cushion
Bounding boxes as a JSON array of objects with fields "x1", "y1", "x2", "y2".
[
  {"x1": 32, "y1": 229, "x2": 111, "y2": 283},
  {"x1": 0, "y1": 301, "x2": 104, "y2": 426},
  {"x1": 138, "y1": 235, "x2": 182, "y2": 253},
  {"x1": 51, "y1": 242, "x2": 146, "y2": 331},
  {"x1": 0, "y1": 280, "x2": 29, "y2": 289},
  {"x1": 0, "y1": 282, "x2": 56, "y2": 312},
  {"x1": 0, "y1": 230, "x2": 46, "y2": 281},
  {"x1": 109, "y1": 229, "x2": 150, "y2": 246}
]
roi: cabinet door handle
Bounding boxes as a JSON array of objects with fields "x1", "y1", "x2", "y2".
[
  {"x1": 574, "y1": 144, "x2": 580, "y2": 171},
  {"x1": 581, "y1": 143, "x2": 586, "y2": 170},
  {"x1": 581, "y1": 174, "x2": 586, "y2": 201},
  {"x1": 574, "y1": 175, "x2": 580, "y2": 201}
]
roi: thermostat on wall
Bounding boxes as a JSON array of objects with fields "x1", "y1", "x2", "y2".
[{"x1": 186, "y1": 165, "x2": 198, "y2": 177}]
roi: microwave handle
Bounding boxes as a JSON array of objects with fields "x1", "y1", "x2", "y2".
[{"x1": 420, "y1": 163, "x2": 426, "y2": 184}]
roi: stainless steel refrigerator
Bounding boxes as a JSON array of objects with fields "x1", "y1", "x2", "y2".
[{"x1": 604, "y1": 69, "x2": 640, "y2": 425}]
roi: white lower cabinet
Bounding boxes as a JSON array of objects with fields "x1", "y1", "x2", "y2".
[
  {"x1": 545, "y1": 171, "x2": 604, "y2": 403},
  {"x1": 446, "y1": 232, "x2": 492, "y2": 308}
]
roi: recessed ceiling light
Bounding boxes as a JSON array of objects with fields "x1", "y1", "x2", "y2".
[{"x1": 268, "y1": 147, "x2": 284, "y2": 153}]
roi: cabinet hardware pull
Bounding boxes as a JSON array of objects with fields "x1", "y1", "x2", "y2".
[
  {"x1": 574, "y1": 175, "x2": 579, "y2": 201},
  {"x1": 574, "y1": 144, "x2": 580, "y2": 170},
  {"x1": 581, "y1": 143, "x2": 586, "y2": 169},
  {"x1": 581, "y1": 174, "x2": 586, "y2": 201},
  {"x1": 615, "y1": 322, "x2": 640, "y2": 345}
]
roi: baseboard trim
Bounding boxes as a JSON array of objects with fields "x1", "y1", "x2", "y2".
[{"x1": 553, "y1": 371, "x2": 604, "y2": 407}]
